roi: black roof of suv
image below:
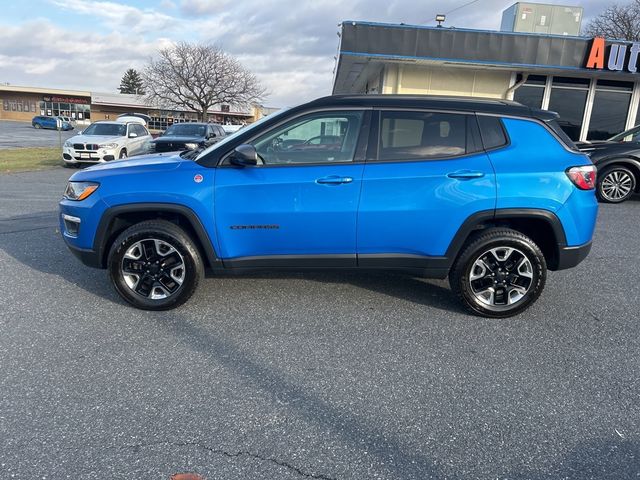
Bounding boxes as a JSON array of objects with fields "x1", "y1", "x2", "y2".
[{"x1": 305, "y1": 94, "x2": 556, "y2": 121}]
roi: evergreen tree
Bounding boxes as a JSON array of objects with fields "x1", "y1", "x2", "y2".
[{"x1": 119, "y1": 69, "x2": 145, "y2": 95}]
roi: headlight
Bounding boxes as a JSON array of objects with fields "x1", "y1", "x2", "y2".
[
  {"x1": 98, "y1": 143, "x2": 118, "y2": 149},
  {"x1": 184, "y1": 143, "x2": 199, "y2": 150},
  {"x1": 64, "y1": 181, "x2": 100, "y2": 201},
  {"x1": 64, "y1": 140, "x2": 72, "y2": 147}
]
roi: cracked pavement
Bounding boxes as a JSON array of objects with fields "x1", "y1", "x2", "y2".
[{"x1": 0, "y1": 168, "x2": 639, "y2": 479}]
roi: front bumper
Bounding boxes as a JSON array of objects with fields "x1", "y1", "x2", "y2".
[
  {"x1": 554, "y1": 241, "x2": 592, "y2": 270},
  {"x1": 63, "y1": 146, "x2": 117, "y2": 163},
  {"x1": 66, "y1": 243, "x2": 102, "y2": 268}
]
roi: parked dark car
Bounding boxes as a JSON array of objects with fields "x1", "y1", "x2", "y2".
[
  {"x1": 577, "y1": 125, "x2": 640, "y2": 203},
  {"x1": 150, "y1": 123, "x2": 225, "y2": 153},
  {"x1": 32, "y1": 115, "x2": 73, "y2": 131}
]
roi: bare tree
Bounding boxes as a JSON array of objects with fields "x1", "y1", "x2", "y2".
[
  {"x1": 583, "y1": 0, "x2": 640, "y2": 41},
  {"x1": 143, "y1": 42, "x2": 266, "y2": 121}
]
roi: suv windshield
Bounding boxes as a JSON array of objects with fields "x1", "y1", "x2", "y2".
[
  {"x1": 165, "y1": 124, "x2": 206, "y2": 137},
  {"x1": 82, "y1": 123, "x2": 127, "y2": 136}
]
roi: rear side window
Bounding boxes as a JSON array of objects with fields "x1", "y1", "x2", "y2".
[
  {"x1": 545, "y1": 119, "x2": 579, "y2": 151},
  {"x1": 378, "y1": 111, "x2": 468, "y2": 161},
  {"x1": 477, "y1": 115, "x2": 508, "y2": 150}
]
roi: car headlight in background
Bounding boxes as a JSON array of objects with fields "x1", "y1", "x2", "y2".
[
  {"x1": 64, "y1": 181, "x2": 100, "y2": 201},
  {"x1": 184, "y1": 143, "x2": 199, "y2": 150},
  {"x1": 98, "y1": 143, "x2": 118, "y2": 149},
  {"x1": 64, "y1": 140, "x2": 72, "y2": 147}
]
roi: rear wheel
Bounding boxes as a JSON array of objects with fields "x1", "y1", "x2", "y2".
[
  {"x1": 449, "y1": 229, "x2": 546, "y2": 318},
  {"x1": 597, "y1": 166, "x2": 636, "y2": 203},
  {"x1": 108, "y1": 220, "x2": 204, "y2": 310}
]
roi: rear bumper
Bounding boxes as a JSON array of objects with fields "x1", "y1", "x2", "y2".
[{"x1": 554, "y1": 241, "x2": 592, "y2": 270}]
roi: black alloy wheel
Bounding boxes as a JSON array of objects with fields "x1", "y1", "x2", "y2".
[
  {"x1": 450, "y1": 229, "x2": 546, "y2": 318},
  {"x1": 108, "y1": 220, "x2": 203, "y2": 310}
]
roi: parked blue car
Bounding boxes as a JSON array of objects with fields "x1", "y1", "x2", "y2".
[
  {"x1": 32, "y1": 115, "x2": 73, "y2": 131},
  {"x1": 59, "y1": 95, "x2": 598, "y2": 317}
]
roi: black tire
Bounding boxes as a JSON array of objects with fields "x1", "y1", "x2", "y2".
[
  {"x1": 449, "y1": 228, "x2": 547, "y2": 318},
  {"x1": 34, "y1": 123, "x2": 41, "y2": 129},
  {"x1": 596, "y1": 165, "x2": 636, "y2": 203},
  {"x1": 107, "y1": 220, "x2": 204, "y2": 310},
  {"x1": 119, "y1": 149, "x2": 128, "y2": 159}
]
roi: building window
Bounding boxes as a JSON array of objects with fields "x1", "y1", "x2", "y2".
[
  {"x1": 547, "y1": 76, "x2": 590, "y2": 141},
  {"x1": 2, "y1": 100, "x2": 8, "y2": 111},
  {"x1": 587, "y1": 80, "x2": 633, "y2": 140},
  {"x1": 513, "y1": 75, "x2": 546, "y2": 109}
]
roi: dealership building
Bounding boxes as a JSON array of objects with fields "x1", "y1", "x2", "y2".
[
  {"x1": 0, "y1": 85, "x2": 254, "y2": 131},
  {"x1": 333, "y1": 20, "x2": 640, "y2": 141}
]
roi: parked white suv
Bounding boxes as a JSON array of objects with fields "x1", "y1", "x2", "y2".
[{"x1": 63, "y1": 120, "x2": 152, "y2": 167}]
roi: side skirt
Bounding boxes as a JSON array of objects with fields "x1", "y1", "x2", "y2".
[{"x1": 215, "y1": 254, "x2": 450, "y2": 279}]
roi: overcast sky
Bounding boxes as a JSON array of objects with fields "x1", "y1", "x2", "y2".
[{"x1": 0, "y1": 0, "x2": 611, "y2": 107}]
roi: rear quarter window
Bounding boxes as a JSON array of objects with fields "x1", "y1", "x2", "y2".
[
  {"x1": 477, "y1": 115, "x2": 508, "y2": 150},
  {"x1": 545, "y1": 119, "x2": 579, "y2": 151}
]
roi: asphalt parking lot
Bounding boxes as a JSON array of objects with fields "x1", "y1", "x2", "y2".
[
  {"x1": 0, "y1": 120, "x2": 78, "y2": 149},
  {"x1": 1, "y1": 167, "x2": 639, "y2": 479}
]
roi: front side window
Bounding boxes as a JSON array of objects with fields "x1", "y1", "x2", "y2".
[
  {"x1": 378, "y1": 111, "x2": 467, "y2": 161},
  {"x1": 252, "y1": 111, "x2": 364, "y2": 165}
]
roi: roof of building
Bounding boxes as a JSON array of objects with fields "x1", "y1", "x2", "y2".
[
  {"x1": 0, "y1": 84, "x2": 90, "y2": 97},
  {"x1": 333, "y1": 21, "x2": 636, "y2": 94}
]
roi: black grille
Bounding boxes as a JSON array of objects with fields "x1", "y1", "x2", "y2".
[
  {"x1": 73, "y1": 144, "x2": 84, "y2": 150},
  {"x1": 85, "y1": 144, "x2": 99, "y2": 151},
  {"x1": 155, "y1": 142, "x2": 185, "y2": 152}
]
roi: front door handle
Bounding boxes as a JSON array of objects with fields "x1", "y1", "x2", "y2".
[
  {"x1": 447, "y1": 170, "x2": 485, "y2": 180},
  {"x1": 316, "y1": 175, "x2": 353, "y2": 185}
]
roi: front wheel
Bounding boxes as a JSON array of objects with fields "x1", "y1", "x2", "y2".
[
  {"x1": 119, "y1": 149, "x2": 128, "y2": 159},
  {"x1": 107, "y1": 220, "x2": 204, "y2": 310},
  {"x1": 34, "y1": 123, "x2": 41, "y2": 129},
  {"x1": 449, "y1": 229, "x2": 547, "y2": 318},
  {"x1": 597, "y1": 166, "x2": 636, "y2": 203}
]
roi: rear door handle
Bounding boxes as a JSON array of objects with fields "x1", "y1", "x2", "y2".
[
  {"x1": 447, "y1": 170, "x2": 485, "y2": 180},
  {"x1": 316, "y1": 175, "x2": 353, "y2": 185}
]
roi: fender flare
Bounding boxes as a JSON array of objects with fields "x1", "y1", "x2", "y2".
[
  {"x1": 444, "y1": 208, "x2": 568, "y2": 266},
  {"x1": 93, "y1": 202, "x2": 221, "y2": 269}
]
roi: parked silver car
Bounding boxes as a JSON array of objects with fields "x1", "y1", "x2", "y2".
[{"x1": 62, "y1": 120, "x2": 152, "y2": 167}]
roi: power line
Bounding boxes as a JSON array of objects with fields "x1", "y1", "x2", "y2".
[
  {"x1": 445, "y1": 0, "x2": 481, "y2": 16},
  {"x1": 423, "y1": 0, "x2": 482, "y2": 24}
]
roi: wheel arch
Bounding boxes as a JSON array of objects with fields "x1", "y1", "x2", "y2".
[
  {"x1": 446, "y1": 209, "x2": 567, "y2": 271},
  {"x1": 596, "y1": 157, "x2": 640, "y2": 192},
  {"x1": 94, "y1": 203, "x2": 220, "y2": 269}
]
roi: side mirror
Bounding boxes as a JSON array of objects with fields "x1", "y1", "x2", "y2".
[
  {"x1": 229, "y1": 144, "x2": 258, "y2": 166},
  {"x1": 128, "y1": 132, "x2": 138, "y2": 138}
]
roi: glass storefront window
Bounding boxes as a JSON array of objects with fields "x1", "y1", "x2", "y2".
[
  {"x1": 588, "y1": 90, "x2": 631, "y2": 140},
  {"x1": 548, "y1": 88, "x2": 587, "y2": 141},
  {"x1": 548, "y1": 77, "x2": 590, "y2": 141},
  {"x1": 514, "y1": 85, "x2": 544, "y2": 109}
]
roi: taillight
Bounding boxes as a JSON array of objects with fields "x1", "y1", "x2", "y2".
[{"x1": 566, "y1": 165, "x2": 596, "y2": 190}]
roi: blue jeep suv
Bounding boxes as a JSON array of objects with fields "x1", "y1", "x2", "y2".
[{"x1": 59, "y1": 95, "x2": 598, "y2": 317}]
